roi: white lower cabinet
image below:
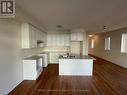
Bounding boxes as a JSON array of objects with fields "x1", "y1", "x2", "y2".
[
  {"x1": 59, "y1": 59, "x2": 93, "y2": 76},
  {"x1": 49, "y1": 53, "x2": 67, "y2": 63},
  {"x1": 23, "y1": 57, "x2": 43, "y2": 80},
  {"x1": 37, "y1": 54, "x2": 48, "y2": 67}
]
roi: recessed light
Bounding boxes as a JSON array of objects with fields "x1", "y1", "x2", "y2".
[{"x1": 89, "y1": 35, "x2": 94, "y2": 37}]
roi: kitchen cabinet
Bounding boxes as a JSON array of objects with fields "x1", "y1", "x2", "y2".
[
  {"x1": 30, "y1": 25, "x2": 37, "y2": 48},
  {"x1": 71, "y1": 32, "x2": 83, "y2": 41},
  {"x1": 37, "y1": 53, "x2": 48, "y2": 67},
  {"x1": 64, "y1": 34, "x2": 70, "y2": 46},
  {"x1": 71, "y1": 32, "x2": 77, "y2": 41},
  {"x1": 21, "y1": 23, "x2": 46, "y2": 48},
  {"x1": 23, "y1": 56, "x2": 43, "y2": 80},
  {"x1": 49, "y1": 53, "x2": 67, "y2": 63},
  {"x1": 59, "y1": 56, "x2": 94, "y2": 76},
  {"x1": 37, "y1": 30, "x2": 42, "y2": 41},
  {"x1": 40, "y1": 32, "x2": 43, "y2": 42},
  {"x1": 47, "y1": 33, "x2": 70, "y2": 46},
  {"x1": 21, "y1": 24, "x2": 30, "y2": 48}
]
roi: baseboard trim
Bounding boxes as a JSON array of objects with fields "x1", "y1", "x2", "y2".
[
  {"x1": 8, "y1": 80, "x2": 23, "y2": 95},
  {"x1": 89, "y1": 54, "x2": 127, "y2": 69}
]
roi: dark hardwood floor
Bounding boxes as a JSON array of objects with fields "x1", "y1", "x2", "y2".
[{"x1": 9, "y1": 56, "x2": 127, "y2": 95}]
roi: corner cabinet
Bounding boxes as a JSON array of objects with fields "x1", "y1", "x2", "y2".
[{"x1": 21, "y1": 23, "x2": 46, "y2": 48}]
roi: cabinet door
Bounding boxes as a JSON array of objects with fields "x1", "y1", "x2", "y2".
[
  {"x1": 39, "y1": 31, "x2": 42, "y2": 41},
  {"x1": 58, "y1": 34, "x2": 63, "y2": 46},
  {"x1": 77, "y1": 32, "x2": 83, "y2": 41},
  {"x1": 71, "y1": 32, "x2": 83, "y2": 41},
  {"x1": 71, "y1": 32, "x2": 77, "y2": 41},
  {"x1": 64, "y1": 34, "x2": 69, "y2": 46},
  {"x1": 52, "y1": 34, "x2": 56, "y2": 46},
  {"x1": 30, "y1": 29, "x2": 35, "y2": 48},
  {"x1": 37, "y1": 31, "x2": 39, "y2": 41},
  {"x1": 49, "y1": 53, "x2": 67, "y2": 63},
  {"x1": 71, "y1": 32, "x2": 74, "y2": 41},
  {"x1": 47, "y1": 34, "x2": 52, "y2": 46},
  {"x1": 49, "y1": 53, "x2": 59, "y2": 63},
  {"x1": 23, "y1": 60, "x2": 37, "y2": 80},
  {"x1": 33, "y1": 30, "x2": 37, "y2": 48},
  {"x1": 31, "y1": 25, "x2": 37, "y2": 48},
  {"x1": 41, "y1": 32, "x2": 43, "y2": 42},
  {"x1": 38, "y1": 31, "x2": 40, "y2": 41},
  {"x1": 61, "y1": 35, "x2": 64, "y2": 46},
  {"x1": 21, "y1": 24, "x2": 30, "y2": 48},
  {"x1": 70, "y1": 42, "x2": 81, "y2": 55},
  {"x1": 64, "y1": 34, "x2": 70, "y2": 46}
]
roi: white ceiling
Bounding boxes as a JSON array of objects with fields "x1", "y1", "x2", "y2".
[{"x1": 16, "y1": 0, "x2": 127, "y2": 32}]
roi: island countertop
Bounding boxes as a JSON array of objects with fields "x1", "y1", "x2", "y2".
[{"x1": 59, "y1": 55, "x2": 95, "y2": 60}]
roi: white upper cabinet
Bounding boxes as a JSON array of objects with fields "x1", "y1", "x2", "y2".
[
  {"x1": 71, "y1": 32, "x2": 83, "y2": 41},
  {"x1": 47, "y1": 33, "x2": 70, "y2": 46},
  {"x1": 77, "y1": 32, "x2": 83, "y2": 41},
  {"x1": 21, "y1": 23, "x2": 46, "y2": 48},
  {"x1": 64, "y1": 34, "x2": 70, "y2": 46},
  {"x1": 21, "y1": 24, "x2": 31, "y2": 48},
  {"x1": 71, "y1": 32, "x2": 77, "y2": 41},
  {"x1": 29, "y1": 25, "x2": 37, "y2": 48},
  {"x1": 71, "y1": 29, "x2": 84, "y2": 41}
]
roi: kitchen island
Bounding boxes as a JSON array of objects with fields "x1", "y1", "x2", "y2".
[{"x1": 59, "y1": 55, "x2": 94, "y2": 76}]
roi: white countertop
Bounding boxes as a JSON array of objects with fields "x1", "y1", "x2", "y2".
[
  {"x1": 24, "y1": 55, "x2": 43, "y2": 60},
  {"x1": 59, "y1": 55, "x2": 95, "y2": 60}
]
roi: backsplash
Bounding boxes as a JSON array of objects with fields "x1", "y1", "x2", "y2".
[
  {"x1": 22, "y1": 48, "x2": 44, "y2": 58},
  {"x1": 43, "y1": 46, "x2": 70, "y2": 52}
]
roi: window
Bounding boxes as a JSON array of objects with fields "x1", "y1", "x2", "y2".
[
  {"x1": 121, "y1": 33, "x2": 127, "y2": 53},
  {"x1": 105, "y1": 37, "x2": 110, "y2": 50},
  {"x1": 91, "y1": 39, "x2": 94, "y2": 48}
]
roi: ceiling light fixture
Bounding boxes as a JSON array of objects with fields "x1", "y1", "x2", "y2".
[
  {"x1": 56, "y1": 25, "x2": 63, "y2": 28},
  {"x1": 89, "y1": 35, "x2": 94, "y2": 37},
  {"x1": 103, "y1": 25, "x2": 107, "y2": 30}
]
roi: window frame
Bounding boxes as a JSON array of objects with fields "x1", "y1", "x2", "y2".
[
  {"x1": 91, "y1": 38, "x2": 94, "y2": 49},
  {"x1": 105, "y1": 37, "x2": 111, "y2": 50},
  {"x1": 121, "y1": 33, "x2": 127, "y2": 53}
]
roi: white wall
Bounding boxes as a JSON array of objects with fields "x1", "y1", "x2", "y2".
[
  {"x1": 0, "y1": 19, "x2": 23, "y2": 95},
  {"x1": 0, "y1": 5, "x2": 47, "y2": 94},
  {"x1": 0, "y1": 19, "x2": 46, "y2": 94},
  {"x1": 89, "y1": 28, "x2": 127, "y2": 68}
]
